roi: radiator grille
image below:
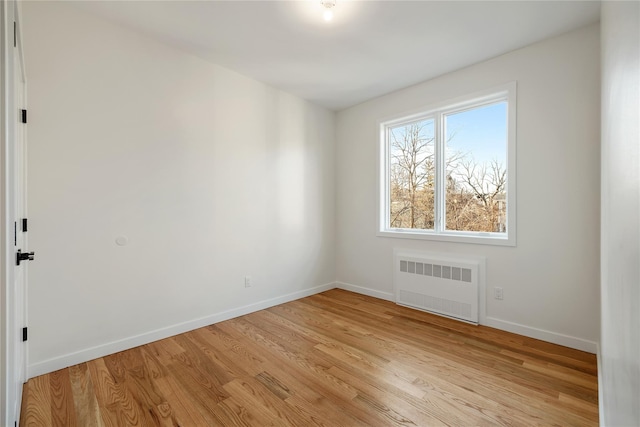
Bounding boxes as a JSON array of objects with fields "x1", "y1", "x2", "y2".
[
  {"x1": 400, "y1": 260, "x2": 472, "y2": 282},
  {"x1": 394, "y1": 251, "x2": 481, "y2": 324}
]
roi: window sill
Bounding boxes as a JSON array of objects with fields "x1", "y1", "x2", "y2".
[{"x1": 377, "y1": 229, "x2": 516, "y2": 247}]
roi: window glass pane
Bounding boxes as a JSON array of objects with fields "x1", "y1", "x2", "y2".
[
  {"x1": 388, "y1": 119, "x2": 435, "y2": 230},
  {"x1": 444, "y1": 102, "x2": 507, "y2": 233}
]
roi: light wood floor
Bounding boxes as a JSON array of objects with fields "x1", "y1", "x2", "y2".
[{"x1": 20, "y1": 289, "x2": 598, "y2": 426}]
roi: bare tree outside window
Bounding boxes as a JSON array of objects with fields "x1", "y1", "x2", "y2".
[
  {"x1": 445, "y1": 102, "x2": 508, "y2": 233},
  {"x1": 387, "y1": 101, "x2": 508, "y2": 234},
  {"x1": 388, "y1": 120, "x2": 435, "y2": 229}
]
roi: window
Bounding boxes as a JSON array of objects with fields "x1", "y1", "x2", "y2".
[{"x1": 378, "y1": 83, "x2": 516, "y2": 246}]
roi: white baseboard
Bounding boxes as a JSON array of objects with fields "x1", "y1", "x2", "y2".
[
  {"x1": 335, "y1": 282, "x2": 597, "y2": 354},
  {"x1": 29, "y1": 282, "x2": 598, "y2": 377},
  {"x1": 483, "y1": 316, "x2": 598, "y2": 354},
  {"x1": 335, "y1": 281, "x2": 394, "y2": 302},
  {"x1": 28, "y1": 282, "x2": 337, "y2": 378}
]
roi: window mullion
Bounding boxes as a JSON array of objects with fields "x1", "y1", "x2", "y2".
[
  {"x1": 384, "y1": 126, "x2": 391, "y2": 230},
  {"x1": 434, "y1": 111, "x2": 445, "y2": 233}
]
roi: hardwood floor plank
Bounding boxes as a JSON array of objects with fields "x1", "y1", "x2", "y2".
[
  {"x1": 216, "y1": 319, "x2": 360, "y2": 403},
  {"x1": 187, "y1": 328, "x2": 253, "y2": 380},
  {"x1": 352, "y1": 392, "x2": 427, "y2": 426},
  {"x1": 223, "y1": 377, "x2": 312, "y2": 426},
  {"x1": 108, "y1": 349, "x2": 178, "y2": 426},
  {"x1": 204, "y1": 325, "x2": 331, "y2": 408},
  {"x1": 217, "y1": 319, "x2": 395, "y2": 426},
  {"x1": 520, "y1": 357, "x2": 598, "y2": 390},
  {"x1": 20, "y1": 290, "x2": 599, "y2": 426},
  {"x1": 21, "y1": 375, "x2": 52, "y2": 426},
  {"x1": 68, "y1": 363, "x2": 104, "y2": 427},
  {"x1": 202, "y1": 324, "x2": 267, "y2": 376},
  {"x1": 314, "y1": 290, "x2": 396, "y2": 320},
  {"x1": 96, "y1": 356, "x2": 160, "y2": 426},
  {"x1": 328, "y1": 366, "x2": 447, "y2": 426},
  {"x1": 297, "y1": 292, "x2": 599, "y2": 411},
  {"x1": 152, "y1": 375, "x2": 219, "y2": 426},
  {"x1": 165, "y1": 356, "x2": 227, "y2": 407},
  {"x1": 216, "y1": 396, "x2": 262, "y2": 426},
  {"x1": 283, "y1": 394, "x2": 368, "y2": 427},
  {"x1": 138, "y1": 346, "x2": 167, "y2": 380},
  {"x1": 287, "y1": 294, "x2": 598, "y2": 425},
  {"x1": 558, "y1": 392, "x2": 600, "y2": 420},
  {"x1": 230, "y1": 314, "x2": 455, "y2": 427},
  {"x1": 146, "y1": 337, "x2": 186, "y2": 366},
  {"x1": 85, "y1": 360, "x2": 121, "y2": 426},
  {"x1": 254, "y1": 371, "x2": 292, "y2": 401},
  {"x1": 49, "y1": 369, "x2": 78, "y2": 427}
]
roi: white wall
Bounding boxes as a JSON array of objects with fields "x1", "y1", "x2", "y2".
[
  {"x1": 23, "y1": 2, "x2": 335, "y2": 376},
  {"x1": 600, "y1": 2, "x2": 640, "y2": 425},
  {"x1": 22, "y1": 0, "x2": 605, "y2": 380},
  {"x1": 336, "y1": 24, "x2": 601, "y2": 352}
]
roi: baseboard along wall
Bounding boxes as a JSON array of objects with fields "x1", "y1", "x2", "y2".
[
  {"x1": 28, "y1": 282, "x2": 336, "y2": 378},
  {"x1": 29, "y1": 280, "x2": 597, "y2": 378},
  {"x1": 337, "y1": 281, "x2": 598, "y2": 354},
  {"x1": 335, "y1": 281, "x2": 394, "y2": 302}
]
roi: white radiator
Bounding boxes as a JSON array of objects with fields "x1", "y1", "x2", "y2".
[{"x1": 393, "y1": 250, "x2": 481, "y2": 324}]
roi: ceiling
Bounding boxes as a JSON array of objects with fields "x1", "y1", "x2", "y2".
[{"x1": 71, "y1": 1, "x2": 601, "y2": 111}]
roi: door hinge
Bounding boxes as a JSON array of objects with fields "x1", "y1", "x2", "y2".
[
  {"x1": 21, "y1": 109, "x2": 27, "y2": 124},
  {"x1": 22, "y1": 218, "x2": 28, "y2": 232},
  {"x1": 14, "y1": 222, "x2": 17, "y2": 246},
  {"x1": 22, "y1": 327, "x2": 28, "y2": 342},
  {"x1": 13, "y1": 22, "x2": 16, "y2": 48}
]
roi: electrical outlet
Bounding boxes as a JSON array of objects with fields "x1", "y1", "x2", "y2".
[
  {"x1": 494, "y1": 287, "x2": 504, "y2": 300},
  {"x1": 244, "y1": 276, "x2": 252, "y2": 288}
]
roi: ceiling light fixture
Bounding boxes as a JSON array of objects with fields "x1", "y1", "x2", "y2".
[{"x1": 321, "y1": 0, "x2": 336, "y2": 22}]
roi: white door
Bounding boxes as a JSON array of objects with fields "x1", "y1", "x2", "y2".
[{"x1": 9, "y1": 4, "x2": 29, "y2": 424}]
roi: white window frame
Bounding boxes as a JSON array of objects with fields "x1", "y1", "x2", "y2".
[{"x1": 377, "y1": 82, "x2": 517, "y2": 246}]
